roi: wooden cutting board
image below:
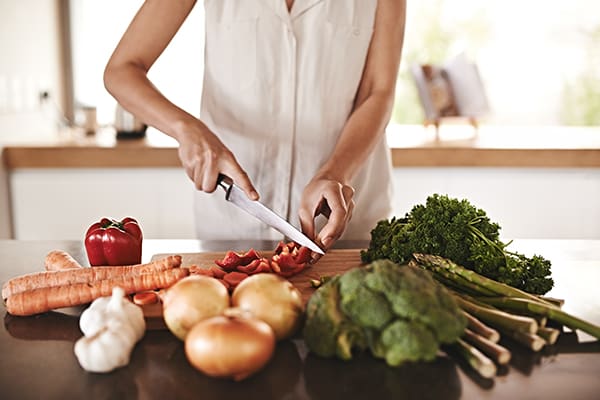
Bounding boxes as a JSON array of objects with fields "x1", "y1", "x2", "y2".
[{"x1": 143, "y1": 249, "x2": 365, "y2": 329}]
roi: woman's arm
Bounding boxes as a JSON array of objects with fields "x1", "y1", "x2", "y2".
[
  {"x1": 300, "y1": 0, "x2": 407, "y2": 250},
  {"x1": 104, "y1": 0, "x2": 258, "y2": 198}
]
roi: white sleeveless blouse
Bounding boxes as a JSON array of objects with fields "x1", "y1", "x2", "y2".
[{"x1": 195, "y1": 0, "x2": 394, "y2": 240}]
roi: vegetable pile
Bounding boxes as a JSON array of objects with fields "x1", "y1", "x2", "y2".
[
  {"x1": 304, "y1": 254, "x2": 600, "y2": 379},
  {"x1": 360, "y1": 194, "x2": 554, "y2": 295},
  {"x1": 304, "y1": 194, "x2": 600, "y2": 379},
  {"x1": 303, "y1": 259, "x2": 467, "y2": 366}
]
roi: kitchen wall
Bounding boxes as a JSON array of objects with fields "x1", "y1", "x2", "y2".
[
  {"x1": 0, "y1": 0, "x2": 65, "y2": 238},
  {"x1": 0, "y1": 0, "x2": 65, "y2": 139}
]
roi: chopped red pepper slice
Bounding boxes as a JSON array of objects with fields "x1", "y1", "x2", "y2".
[
  {"x1": 239, "y1": 248, "x2": 261, "y2": 264},
  {"x1": 270, "y1": 260, "x2": 281, "y2": 274},
  {"x1": 278, "y1": 263, "x2": 307, "y2": 278},
  {"x1": 216, "y1": 241, "x2": 313, "y2": 282},
  {"x1": 274, "y1": 241, "x2": 296, "y2": 255},
  {"x1": 217, "y1": 278, "x2": 231, "y2": 291},
  {"x1": 253, "y1": 261, "x2": 272, "y2": 274},
  {"x1": 277, "y1": 252, "x2": 304, "y2": 271},
  {"x1": 209, "y1": 266, "x2": 227, "y2": 279},
  {"x1": 223, "y1": 271, "x2": 249, "y2": 289},
  {"x1": 214, "y1": 251, "x2": 242, "y2": 270},
  {"x1": 294, "y1": 246, "x2": 312, "y2": 264},
  {"x1": 237, "y1": 258, "x2": 271, "y2": 274},
  {"x1": 215, "y1": 248, "x2": 261, "y2": 270}
]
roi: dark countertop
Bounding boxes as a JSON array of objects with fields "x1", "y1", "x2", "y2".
[{"x1": 0, "y1": 239, "x2": 599, "y2": 400}]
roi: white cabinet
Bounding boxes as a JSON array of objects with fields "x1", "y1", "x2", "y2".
[
  {"x1": 10, "y1": 168, "x2": 196, "y2": 240},
  {"x1": 9, "y1": 167, "x2": 600, "y2": 240}
]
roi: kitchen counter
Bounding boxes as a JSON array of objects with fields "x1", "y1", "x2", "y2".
[
  {"x1": 2, "y1": 125, "x2": 600, "y2": 169},
  {"x1": 0, "y1": 239, "x2": 599, "y2": 400}
]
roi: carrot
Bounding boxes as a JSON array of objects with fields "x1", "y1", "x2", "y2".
[
  {"x1": 2, "y1": 255, "x2": 182, "y2": 300},
  {"x1": 5, "y1": 267, "x2": 190, "y2": 316},
  {"x1": 133, "y1": 291, "x2": 160, "y2": 306},
  {"x1": 44, "y1": 250, "x2": 83, "y2": 271}
]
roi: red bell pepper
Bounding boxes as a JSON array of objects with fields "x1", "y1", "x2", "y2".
[{"x1": 84, "y1": 217, "x2": 143, "y2": 266}]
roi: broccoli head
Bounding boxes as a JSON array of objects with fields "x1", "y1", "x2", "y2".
[
  {"x1": 303, "y1": 276, "x2": 366, "y2": 360},
  {"x1": 377, "y1": 320, "x2": 439, "y2": 366},
  {"x1": 363, "y1": 260, "x2": 466, "y2": 344},
  {"x1": 303, "y1": 260, "x2": 467, "y2": 367},
  {"x1": 338, "y1": 267, "x2": 394, "y2": 330}
]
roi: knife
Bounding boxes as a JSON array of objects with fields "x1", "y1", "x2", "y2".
[{"x1": 217, "y1": 174, "x2": 324, "y2": 254}]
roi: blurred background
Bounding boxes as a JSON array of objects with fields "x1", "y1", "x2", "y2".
[
  {"x1": 1, "y1": 0, "x2": 598, "y2": 137},
  {"x1": 0, "y1": 0, "x2": 599, "y2": 241}
]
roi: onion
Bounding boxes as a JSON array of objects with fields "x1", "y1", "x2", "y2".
[
  {"x1": 185, "y1": 308, "x2": 276, "y2": 381},
  {"x1": 162, "y1": 275, "x2": 229, "y2": 340},
  {"x1": 231, "y1": 273, "x2": 304, "y2": 340}
]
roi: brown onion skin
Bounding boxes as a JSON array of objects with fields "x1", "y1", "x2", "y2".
[
  {"x1": 184, "y1": 310, "x2": 276, "y2": 381},
  {"x1": 162, "y1": 276, "x2": 230, "y2": 340},
  {"x1": 232, "y1": 273, "x2": 304, "y2": 340}
]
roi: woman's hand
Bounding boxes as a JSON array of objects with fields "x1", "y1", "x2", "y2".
[
  {"x1": 176, "y1": 120, "x2": 258, "y2": 199},
  {"x1": 102, "y1": 0, "x2": 257, "y2": 200},
  {"x1": 298, "y1": 176, "x2": 355, "y2": 260}
]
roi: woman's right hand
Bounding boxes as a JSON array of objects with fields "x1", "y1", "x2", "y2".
[
  {"x1": 176, "y1": 120, "x2": 259, "y2": 200},
  {"x1": 101, "y1": 0, "x2": 257, "y2": 200}
]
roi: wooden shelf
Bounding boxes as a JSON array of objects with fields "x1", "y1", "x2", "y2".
[{"x1": 3, "y1": 125, "x2": 600, "y2": 169}]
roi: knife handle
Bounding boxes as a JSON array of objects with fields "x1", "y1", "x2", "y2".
[{"x1": 216, "y1": 173, "x2": 233, "y2": 194}]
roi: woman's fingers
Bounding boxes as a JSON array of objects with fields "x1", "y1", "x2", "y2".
[
  {"x1": 299, "y1": 179, "x2": 355, "y2": 252},
  {"x1": 177, "y1": 126, "x2": 258, "y2": 200},
  {"x1": 227, "y1": 168, "x2": 259, "y2": 200},
  {"x1": 316, "y1": 196, "x2": 347, "y2": 249}
]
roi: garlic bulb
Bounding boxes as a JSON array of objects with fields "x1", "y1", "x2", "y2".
[{"x1": 74, "y1": 287, "x2": 145, "y2": 373}]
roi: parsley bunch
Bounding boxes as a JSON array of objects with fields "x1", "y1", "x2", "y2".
[{"x1": 360, "y1": 194, "x2": 553, "y2": 295}]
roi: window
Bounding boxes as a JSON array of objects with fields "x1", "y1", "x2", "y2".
[
  {"x1": 393, "y1": 0, "x2": 600, "y2": 126},
  {"x1": 69, "y1": 0, "x2": 204, "y2": 127},
  {"x1": 68, "y1": 0, "x2": 600, "y2": 128}
]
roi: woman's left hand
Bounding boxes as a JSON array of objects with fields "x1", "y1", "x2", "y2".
[{"x1": 298, "y1": 176, "x2": 355, "y2": 261}]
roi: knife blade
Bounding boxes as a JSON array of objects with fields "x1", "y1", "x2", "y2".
[{"x1": 217, "y1": 174, "x2": 324, "y2": 254}]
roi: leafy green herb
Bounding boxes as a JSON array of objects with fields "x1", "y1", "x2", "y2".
[{"x1": 360, "y1": 194, "x2": 553, "y2": 295}]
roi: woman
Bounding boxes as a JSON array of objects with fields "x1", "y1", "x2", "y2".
[{"x1": 104, "y1": 0, "x2": 406, "y2": 255}]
